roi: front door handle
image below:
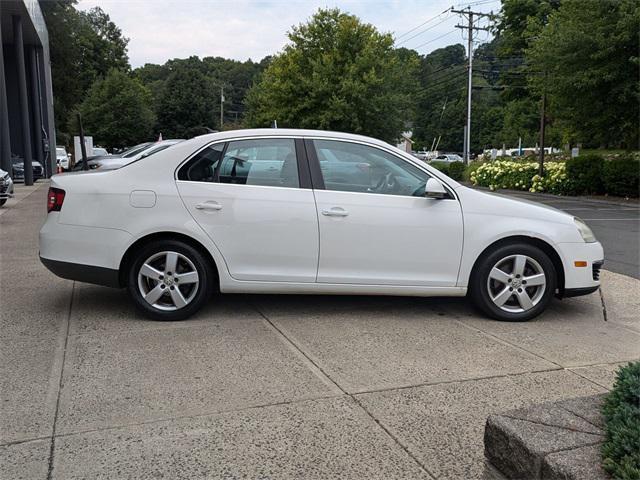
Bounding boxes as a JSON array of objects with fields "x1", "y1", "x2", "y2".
[
  {"x1": 321, "y1": 207, "x2": 349, "y2": 217},
  {"x1": 195, "y1": 201, "x2": 222, "y2": 211}
]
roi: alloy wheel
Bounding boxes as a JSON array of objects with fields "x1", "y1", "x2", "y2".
[
  {"x1": 137, "y1": 251, "x2": 200, "y2": 311},
  {"x1": 486, "y1": 254, "x2": 546, "y2": 313}
]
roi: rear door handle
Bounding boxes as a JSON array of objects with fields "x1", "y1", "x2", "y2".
[
  {"x1": 195, "y1": 201, "x2": 222, "y2": 211},
  {"x1": 321, "y1": 207, "x2": 349, "y2": 217}
]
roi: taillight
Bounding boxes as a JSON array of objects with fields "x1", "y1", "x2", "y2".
[{"x1": 47, "y1": 187, "x2": 65, "y2": 213}]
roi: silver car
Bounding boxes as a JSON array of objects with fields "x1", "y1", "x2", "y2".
[
  {"x1": 0, "y1": 168, "x2": 14, "y2": 207},
  {"x1": 72, "y1": 140, "x2": 183, "y2": 171}
]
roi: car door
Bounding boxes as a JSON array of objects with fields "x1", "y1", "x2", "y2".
[
  {"x1": 307, "y1": 139, "x2": 463, "y2": 286},
  {"x1": 176, "y1": 137, "x2": 319, "y2": 283}
]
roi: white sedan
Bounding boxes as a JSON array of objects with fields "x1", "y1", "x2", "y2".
[{"x1": 40, "y1": 129, "x2": 603, "y2": 321}]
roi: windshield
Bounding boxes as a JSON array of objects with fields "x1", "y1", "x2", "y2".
[
  {"x1": 56, "y1": 148, "x2": 66, "y2": 156},
  {"x1": 121, "y1": 142, "x2": 153, "y2": 158}
]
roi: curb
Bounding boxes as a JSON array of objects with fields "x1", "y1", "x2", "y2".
[
  {"x1": 484, "y1": 394, "x2": 608, "y2": 479},
  {"x1": 464, "y1": 184, "x2": 639, "y2": 207}
]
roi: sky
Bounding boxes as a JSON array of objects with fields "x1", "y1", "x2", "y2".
[{"x1": 75, "y1": 0, "x2": 499, "y2": 68}]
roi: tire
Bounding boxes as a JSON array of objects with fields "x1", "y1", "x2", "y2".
[
  {"x1": 470, "y1": 242, "x2": 557, "y2": 322},
  {"x1": 0, "y1": 199, "x2": 6, "y2": 207},
  {"x1": 127, "y1": 240, "x2": 213, "y2": 321}
]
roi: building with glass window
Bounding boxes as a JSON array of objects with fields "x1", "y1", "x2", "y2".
[{"x1": 1, "y1": 0, "x2": 56, "y2": 184}]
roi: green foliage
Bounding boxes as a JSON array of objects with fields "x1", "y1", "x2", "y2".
[
  {"x1": 155, "y1": 61, "x2": 217, "y2": 138},
  {"x1": 603, "y1": 157, "x2": 640, "y2": 198},
  {"x1": 527, "y1": 0, "x2": 640, "y2": 149},
  {"x1": 41, "y1": 1, "x2": 130, "y2": 142},
  {"x1": 470, "y1": 160, "x2": 567, "y2": 193},
  {"x1": 565, "y1": 154, "x2": 605, "y2": 195},
  {"x1": 429, "y1": 161, "x2": 449, "y2": 175},
  {"x1": 134, "y1": 56, "x2": 266, "y2": 131},
  {"x1": 601, "y1": 361, "x2": 640, "y2": 479},
  {"x1": 74, "y1": 70, "x2": 155, "y2": 150},
  {"x1": 246, "y1": 8, "x2": 417, "y2": 142},
  {"x1": 464, "y1": 161, "x2": 485, "y2": 182},
  {"x1": 447, "y1": 161, "x2": 465, "y2": 181}
]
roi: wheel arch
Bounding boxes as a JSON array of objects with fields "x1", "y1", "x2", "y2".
[
  {"x1": 469, "y1": 235, "x2": 565, "y2": 296},
  {"x1": 118, "y1": 231, "x2": 220, "y2": 289}
]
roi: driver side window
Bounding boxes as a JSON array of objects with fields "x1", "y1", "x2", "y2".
[{"x1": 312, "y1": 140, "x2": 429, "y2": 197}]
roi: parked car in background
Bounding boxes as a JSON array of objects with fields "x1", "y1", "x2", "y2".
[
  {"x1": 0, "y1": 168, "x2": 14, "y2": 206},
  {"x1": 432, "y1": 153, "x2": 463, "y2": 163},
  {"x1": 41, "y1": 129, "x2": 603, "y2": 323},
  {"x1": 12, "y1": 155, "x2": 43, "y2": 182},
  {"x1": 92, "y1": 147, "x2": 109, "y2": 157},
  {"x1": 413, "y1": 150, "x2": 429, "y2": 161},
  {"x1": 72, "y1": 140, "x2": 182, "y2": 171},
  {"x1": 56, "y1": 146, "x2": 70, "y2": 170}
]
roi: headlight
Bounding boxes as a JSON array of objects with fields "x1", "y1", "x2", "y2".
[{"x1": 574, "y1": 217, "x2": 596, "y2": 243}]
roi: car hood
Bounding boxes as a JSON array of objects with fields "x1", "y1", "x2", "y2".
[{"x1": 456, "y1": 186, "x2": 574, "y2": 225}]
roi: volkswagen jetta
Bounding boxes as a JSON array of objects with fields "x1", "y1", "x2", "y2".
[{"x1": 39, "y1": 129, "x2": 603, "y2": 321}]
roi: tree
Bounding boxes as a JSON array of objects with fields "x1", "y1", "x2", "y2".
[
  {"x1": 245, "y1": 8, "x2": 418, "y2": 142},
  {"x1": 41, "y1": 1, "x2": 130, "y2": 142},
  {"x1": 412, "y1": 45, "x2": 467, "y2": 152},
  {"x1": 154, "y1": 59, "x2": 217, "y2": 138},
  {"x1": 74, "y1": 70, "x2": 155, "y2": 150},
  {"x1": 527, "y1": 0, "x2": 640, "y2": 149}
]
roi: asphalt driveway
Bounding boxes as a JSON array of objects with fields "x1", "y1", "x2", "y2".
[{"x1": 1, "y1": 183, "x2": 639, "y2": 480}]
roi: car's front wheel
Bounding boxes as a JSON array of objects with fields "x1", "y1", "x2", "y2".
[
  {"x1": 470, "y1": 243, "x2": 557, "y2": 321},
  {"x1": 127, "y1": 240, "x2": 213, "y2": 321}
]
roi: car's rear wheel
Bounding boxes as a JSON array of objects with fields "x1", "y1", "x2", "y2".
[
  {"x1": 470, "y1": 243, "x2": 557, "y2": 321},
  {"x1": 127, "y1": 240, "x2": 212, "y2": 321}
]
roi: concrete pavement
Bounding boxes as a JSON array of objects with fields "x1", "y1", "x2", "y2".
[{"x1": 1, "y1": 182, "x2": 639, "y2": 479}]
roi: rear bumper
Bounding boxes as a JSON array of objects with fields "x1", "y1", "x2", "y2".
[{"x1": 40, "y1": 256, "x2": 121, "y2": 288}]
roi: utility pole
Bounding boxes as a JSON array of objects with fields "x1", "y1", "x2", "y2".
[
  {"x1": 220, "y1": 85, "x2": 224, "y2": 129},
  {"x1": 538, "y1": 91, "x2": 546, "y2": 177},
  {"x1": 452, "y1": 7, "x2": 493, "y2": 164}
]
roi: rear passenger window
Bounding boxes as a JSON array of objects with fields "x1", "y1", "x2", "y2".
[
  {"x1": 178, "y1": 143, "x2": 224, "y2": 182},
  {"x1": 177, "y1": 139, "x2": 299, "y2": 188},
  {"x1": 219, "y1": 139, "x2": 299, "y2": 188}
]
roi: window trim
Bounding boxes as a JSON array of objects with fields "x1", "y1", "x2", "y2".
[
  {"x1": 174, "y1": 136, "x2": 312, "y2": 189},
  {"x1": 304, "y1": 137, "x2": 458, "y2": 200}
]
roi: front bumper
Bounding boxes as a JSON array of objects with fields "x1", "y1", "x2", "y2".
[
  {"x1": 556, "y1": 241, "x2": 604, "y2": 296},
  {"x1": 0, "y1": 180, "x2": 13, "y2": 199}
]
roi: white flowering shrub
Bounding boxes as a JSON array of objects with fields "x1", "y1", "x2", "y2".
[{"x1": 470, "y1": 160, "x2": 568, "y2": 194}]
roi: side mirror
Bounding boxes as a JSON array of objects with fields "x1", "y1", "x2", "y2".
[{"x1": 425, "y1": 178, "x2": 447, "y2": 199}]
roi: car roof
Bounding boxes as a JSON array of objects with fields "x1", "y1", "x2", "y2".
[{"x1": 189, "y1": 129, "x2": 393, "y2": 150}]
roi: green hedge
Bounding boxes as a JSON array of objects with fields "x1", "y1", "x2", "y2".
[
  {"x1": 430, "y1": 161, "x2": 449, "y2": 175},
  {"x1": 447, "y1": 161, "x2": 465, "y2": 181},
  {"x1": 565, "y1": 154, "x2": 605, "y2": 195},
  {"x1": 603, "y1": 156, "x2": 640, "y2": 198},
  {"x1": 602, "y1": 361, "x2": 640, "y2": 479},
  {"x1": 467, "y1": 154, "x2": 639, "y2": 197}
]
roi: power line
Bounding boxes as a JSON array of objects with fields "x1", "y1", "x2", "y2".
[
  {"x1": 395, "y1": 13, "x2": 453, "y2": 46},
  {"x1": 415, "y1": 70, "x2": 468, "y2": 95},
  {"x1": 394, "y1": 7, "x2": 452, "y2": 41},
  {"x1": 413, "y1": 29, "x2": 459, "y2": 50}
]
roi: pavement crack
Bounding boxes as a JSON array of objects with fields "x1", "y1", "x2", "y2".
[
  {"x1": 46, "y1": 281, "x2": 74, "y2": 480},
  {"x1": 250, "y1": 299, "x2": 345, "y2": 395},
  {"x1": 453, "y1": 318, "x2": 564, "y2": 370},
  {"x1": 351, "y1": 395, "x2": 438, "y2": 479},
  {"x1": 249, "y1": 299, "x2": 436, "y2": 479},
  {"x1": 598, "y1": 287, "x2": 608, "y2": 322}
]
